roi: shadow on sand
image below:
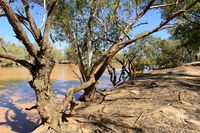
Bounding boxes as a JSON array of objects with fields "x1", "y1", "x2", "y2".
[
  {"x1": 0, "y1": 93, "x2": 37, "y2": 133},
  {"x1": 0, "y1": 80, "x2": 84, "y2": 132}
]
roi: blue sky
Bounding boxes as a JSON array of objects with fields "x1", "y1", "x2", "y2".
[{"x1": 0, "y1": 2, "x2": 170, "y2": 50}]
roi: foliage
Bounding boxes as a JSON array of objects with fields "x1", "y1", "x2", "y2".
[
  {"x1": 0, "y1": 41, "x2": 63, "y2": 66},
  {"x1": 52, "y1": 48, "x2": 64, "y2": 63},
  {"x1": 161, "y1": 1, "x2": 200, "y2": 61},
  {"x1": 0, "y1": 42, "x2": 29, "y2": 66},
  {"x1": 64, "y1": 45, "x2": 77, "y2": 62},
  {"x1": 118, "y1": 36, "x2": 184, "y2": 72}
]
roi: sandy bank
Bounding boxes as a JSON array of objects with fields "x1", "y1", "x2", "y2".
[{"x1": 1, "y1": 64, "x2": 200, "y2": 133}]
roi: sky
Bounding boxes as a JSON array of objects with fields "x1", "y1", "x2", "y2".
[{"x1": 0, "y1": 2, "x2": 170, "y2": 50}]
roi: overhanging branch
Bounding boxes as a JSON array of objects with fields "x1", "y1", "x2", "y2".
[{"x1": 0, "y1": 52, "x2": 33, "y2": 69}]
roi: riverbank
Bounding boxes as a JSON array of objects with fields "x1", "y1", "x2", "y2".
[
  {"x1": 0, "y1": 63, "x2": 200, "y2": 132},
  {"x1": 64, "y1": 63, "x2": 200, "y2": 133}
]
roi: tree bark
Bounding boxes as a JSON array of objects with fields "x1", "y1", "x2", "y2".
[
  {"x1": 29, "y1": 51, "x2": 62, "y2": 132},
  {"x1": 80, "y1": 83, "x2": 96, "y2": 101}
]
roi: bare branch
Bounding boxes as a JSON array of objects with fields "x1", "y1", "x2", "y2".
[
  {"x1": 0, "y1": 52, "x2": 33, "y2": 69},
  {"x1": 132, "y1": 22, "x2": 148, "y2": 29},
  {"x1": 21, "y1": 0, "x2": 41, "y2": 42},
  {"x1": 118, "y1": 0, "x2": 156, "y2": 40},
  {"x1": 43, "y1": 0, "x2": 57, "y2": 45},
  {"x1": 39, "y1": 0, "x2": 47, "y2": 30},
  {"x1": 69, "y1": 63, "x2": 83, "y2": 84},
  {"x1": 0, "y1": 13, "x2": 35, "y2": 36},
  {"x1": 117, "y1": 9, "x2": 186, "y2": 48},
  {"x1": 135, "y1": 0, "x2": 139, "y2": 17},
  {"x1": 0, "y1": 0, "x2": 37, "y2": 57},
  {"x1": 150, "y1": 3, "x2": 177, "y2": 9}
]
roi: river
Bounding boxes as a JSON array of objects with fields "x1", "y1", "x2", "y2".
[{"x1": 0, "y1": 64, "x2": 113, "y2": 133}]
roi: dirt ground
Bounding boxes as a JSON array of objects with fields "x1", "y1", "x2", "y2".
[{"x1": 64, "y1": 62, "x2": 200, "y2": 133}]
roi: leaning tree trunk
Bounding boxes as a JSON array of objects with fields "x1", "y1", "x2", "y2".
[{"x1": 81, "y1": 56, "x2": 112, "y2": 101}]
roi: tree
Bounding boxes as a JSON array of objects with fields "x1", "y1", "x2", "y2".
[
  {"x1": 53, "y1": 0, "x2": 200, "y2": 101},
  {"x1": 0, "y1": 0, "x2": 199, "y2": 132},
  {"x1": 0, "y1": 0, "x2": 62, "y2": 132}
]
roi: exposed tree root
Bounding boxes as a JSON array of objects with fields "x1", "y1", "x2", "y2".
[{"x1": 25, "y1": 105, "x2": 37, "y2": 111}]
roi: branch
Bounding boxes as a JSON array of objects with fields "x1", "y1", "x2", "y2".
[
  {"x1": 21, "y1": 0, "x2": 41, "y2": 42},
  {"x1": 132, "y1": 22, "x2": 148, "y2": 29},
  {"x1": 0, "y1": 0, "x2": 37, "y2": 58},
  {"x1": 91, "y1": 36, "x2": 117, "y2": 43},
  {"x1": 118, "y1": 9, "x2": 186, "y2": 48},
  {"x1": 90, "y1": 0, "x2": 199, "y2": 82},
  {"x1": 39, "y1": 0, "x2": 47, "y2": 30},
  {"x1": 83, "y1": 0, "x2": 97, "y2": 49},
  {"x1": 0, "y1": 13, "x2": 36, "y2": 36},
  {"x1": 50, "y1": 31, "x2": 56, "y2": 46},
  {"x1": 0, "y1": 36, "x2": 7, "y2": 52},
  {"x1": 183, "y1": 14, "x2": 200, "y2": 25},
  {"x1": 59, "y1": 76, "x2": 96, "y2": 113},
  {"x1": 150, "y1": 3, "x2": 177, "y2": 9},
  {"x1": 69, "y1": 63, "x2": 83, "y2": 84},
  {"x1": 113, "y1": 0, "x2": 121, "y2": 26},
  {"x1": 0, "y1": 52, "x2": 33, "y2": 69},
  {"x1": 42, "y1": 0, "x2": 57, "y2": 45},
  {"x1": 118, "y1": 0, "x2": 156, "y2": 40},
  {"x1": 117, "y1": 0, "x2": 200, "y2": 49}
]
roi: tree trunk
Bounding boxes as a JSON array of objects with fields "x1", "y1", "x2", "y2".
[
  {"x1": 80, "y1": 83, "x2": 96, "y2": 101},
  {"x1": 81, "y1": 56, "x2": 111, "y2": 101},
  {"x1": 29, "y1": 53, "x2": 62, "y2": 132}
]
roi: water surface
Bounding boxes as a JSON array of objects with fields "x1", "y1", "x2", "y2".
[{"x1": 0, "y1": 64, "x2": 113, "y2": 133}]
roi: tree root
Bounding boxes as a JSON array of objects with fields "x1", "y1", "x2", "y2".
[
  {"x1": 25, "y1": 105, "x2": 37, "y2": 111},
  {"x1": 68, "y1": 97, "x2": 79, "y2": 115}
]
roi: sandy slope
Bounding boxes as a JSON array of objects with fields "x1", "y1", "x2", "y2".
[{"x1": 66, "y1": 64, "x2": 200, "y2": 133}]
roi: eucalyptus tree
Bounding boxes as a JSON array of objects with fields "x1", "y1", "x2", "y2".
[
  {"x1": 53, "y1": 0, "x2": 200, "y2": 101},
  {"x1": 0, "y1": 0, "x2": 68, "y2": 132}
]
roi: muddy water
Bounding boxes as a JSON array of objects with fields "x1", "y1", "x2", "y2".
[{"x1": 0, "y1": 64, "x2": 112, "y2": 133}]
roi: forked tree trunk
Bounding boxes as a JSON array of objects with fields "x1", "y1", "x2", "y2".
[{"x1": 81, "y1": 56, "x2": 111, "y2": 101}]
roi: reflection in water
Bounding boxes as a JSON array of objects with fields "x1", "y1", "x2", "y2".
[
  {"x1": 51, "y1": 64, "x2": 81, "y2": 80},
  {"x1": 0, "y1": 64, "x2": 114, "y2": 133}
]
